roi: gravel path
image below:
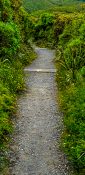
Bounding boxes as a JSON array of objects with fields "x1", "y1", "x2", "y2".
[{"x1": 10, "y1": 47, "x2": 70, "y2": 175}]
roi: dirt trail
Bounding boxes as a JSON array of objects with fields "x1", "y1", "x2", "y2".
[{"x1": 10, "y1": 47, "x2": 70, "y2": 175}]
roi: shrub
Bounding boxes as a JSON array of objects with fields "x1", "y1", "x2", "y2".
[
  {"x1": 33, "y1": 13, "x2": 54, "y2": 44},
  {"x1": 0, "y1": 0, "x2": 12, "y2": 22},
  {"x1": 0, "y1": 83, "x2": 14, "y2": 149},
  {"x1": 0, "y1": 21, "x2": 20, "y2": 60},
  {"x1": 61, "y1": 84, "x2": 85, "y2": 172},
  {"x1": 55, "y1": 13, "x2": 85, "y2": 174},
  {"x1": 0, "y1": 60, "x2": 24, "y2": 93}
]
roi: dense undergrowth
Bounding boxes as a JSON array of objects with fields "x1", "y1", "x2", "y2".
[
  {"x1": 0, "y1": 0, "x2": 36, "y2": 173},
  {"x1": 55, "y1": 14, "x2": 85, "y2": 174},
  {"x1": 30, "y1": 6, "x2": 85, "y2": 174}
]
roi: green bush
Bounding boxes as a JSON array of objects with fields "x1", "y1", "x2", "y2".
[
  {"x1": 0, "y1": 82, "x2": 15, "y2": 173},
  {"x1": 0, "y1": 60, "x2": 24, "y2": 93},
  {"x1": 79, "y1": 23, "x2": 85, "y2": 41},
  {"x1": 63, "y1": 39, "x2": 85, "y2": 74},
  {"x1": 33, "y1": 13, "x2": 55, "y2": 45},
  {"x1": 0, "y1": 0, "x2": 12, "y2": 22},
  {"x1": 55, "y1": 14, "x2": 85, "y2": 174},
  {"x1": 18, "y1": 43, "x2": 36, "y2": 65},
  {"x1": 0, "y1": 83, "x2": 14, "y2": 148},
  {"x1": 61, "y1": 84, "x2": 85, "y2": 172},
  {"x1": 19, "y1": 8, "x2": 34, "y2": 43},
  {"x1": 0, "y1": 21, "x2": 20, "y2": 60}
]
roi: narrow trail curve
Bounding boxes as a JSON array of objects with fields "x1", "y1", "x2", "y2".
[{"x1": 10, "y1": 47, "x2": 70, "y2": 175}]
